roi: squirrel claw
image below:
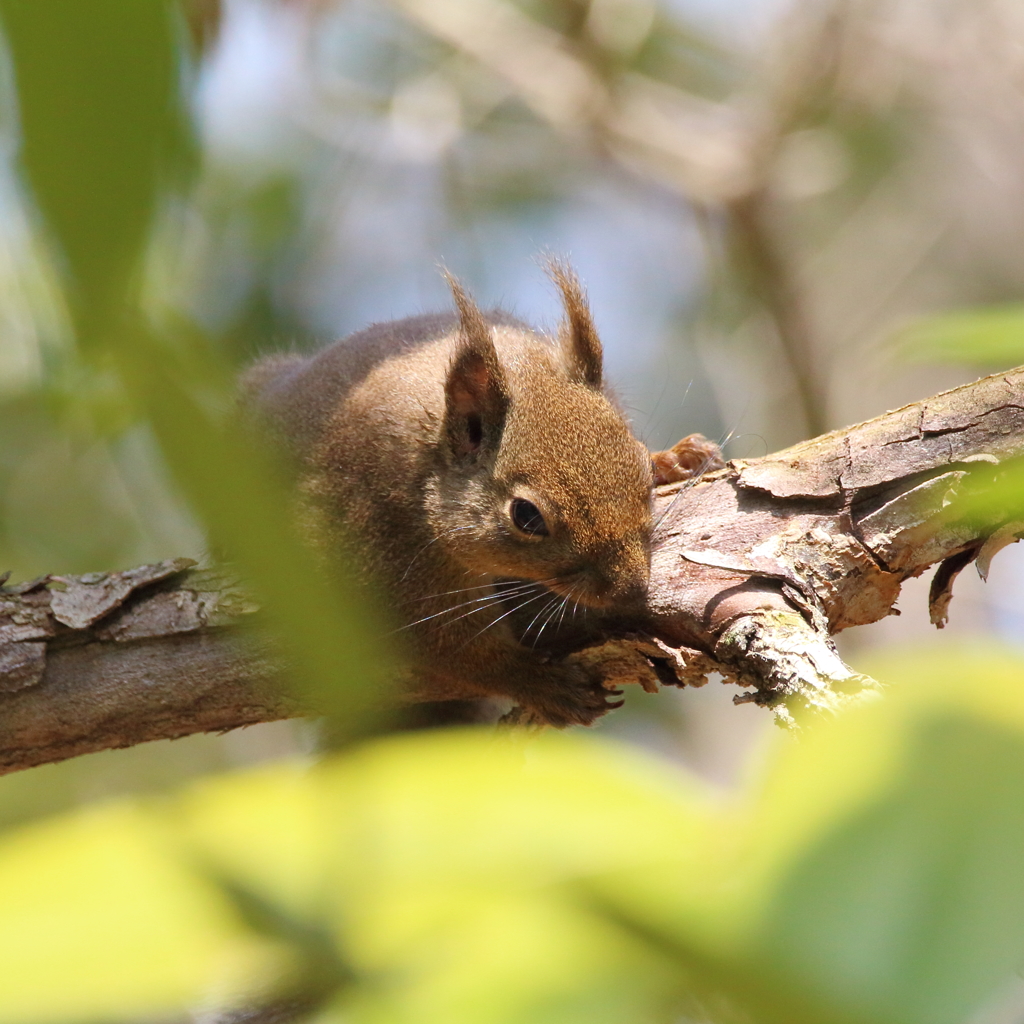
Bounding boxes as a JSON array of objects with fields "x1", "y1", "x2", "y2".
[{"x1": 522, "y1": 665, "x2": 626, "y2": 727}]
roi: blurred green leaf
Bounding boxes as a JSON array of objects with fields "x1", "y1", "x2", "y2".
[
  {"x1": 898, "y1": 303, "x2": 1024, "y2": 368},
  {"x1": 0, "y1": 733, "x2": 720, "y2": 1024},
  {"x1": 0, "y1": 0, "x2": 393, "y2": 722},
  {"x1": 0, "y1": 802, "x2": 280, "y2": 1024},
  {"x1": 926, "y1": 453, "x2": 1024, "y2": 530},
  {"x1": 114, "y1": 319, "x2": 393, "y2": 721},
  {"x1": 0, "y1": 0, "x2": 190, "y2": 347},
  {"x1": 760, "y1": 714, "x2": 1024, "y2": 1024},
  {"x1": 552, "y1": 649, "x2": 1024, "y2": 1024},
  {"x1": 8, "y1": 664, "x2": 1024, "y2": 1023}
]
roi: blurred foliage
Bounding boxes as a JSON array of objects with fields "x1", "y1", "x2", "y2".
[
  {"x1": 0, "y1": 2, "x2": 1023, "y2": 1024},
  {"x1": 3, "y1": 652, "x2": 1024, "y2": 1023},
  {"x1": 0, "y1": 0, "x2": 191, "y2": 347},
  {"x1": 899, "y1": 303, "x2": 1024, "y2": 369},
  {"x1": 0, "y1": 0, "x2": 390, "y2": 721}
]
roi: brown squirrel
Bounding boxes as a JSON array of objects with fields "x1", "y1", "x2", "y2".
[{"x1": 242, "y1": 264, "x2": 721, "y2": 726}]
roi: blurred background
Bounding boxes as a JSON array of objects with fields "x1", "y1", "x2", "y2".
[{"x1": 1, "y1": 0, "x2": 1023, "y2": 822}]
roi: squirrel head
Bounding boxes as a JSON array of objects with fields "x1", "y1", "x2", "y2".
[{"x1": 426, "y1": 267, "x2": 653, "y2": 610}]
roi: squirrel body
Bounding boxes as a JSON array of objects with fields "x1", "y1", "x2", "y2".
[{"x1": 243, "y1": 270, "x2": 656, "y2": 725}]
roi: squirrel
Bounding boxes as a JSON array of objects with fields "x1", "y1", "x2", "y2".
[{"x1": 241, "y1": 263, "x2": 722, "y2": 726}]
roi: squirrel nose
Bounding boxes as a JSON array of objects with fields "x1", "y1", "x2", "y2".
[
  {"x1": 578, "y1": 544, "x2": 649, "y2": 608},
  {"x1": 609, "y1": 576, "x2": 648, "y2": 608},
  {"x1": 598, "y1": 558, "x2": 649, "y2": 607},
  {"x1": 574, "y1": 567, "x2": 647, "y2": 609}
]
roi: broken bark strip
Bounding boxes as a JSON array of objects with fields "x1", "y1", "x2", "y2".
[{"x1": 0, "y1": 366, "x2": 1022, "y2": 770}]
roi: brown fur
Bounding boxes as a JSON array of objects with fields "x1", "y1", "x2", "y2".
[{"x1": 241, "y1": 268, "x2": 654, "y2": 726}]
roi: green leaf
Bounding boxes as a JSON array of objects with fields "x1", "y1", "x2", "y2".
[
  {"x1": 9, "y1": 651, "x2": 1024, "y2": 1024},
  {"x1": 897, "y1": 303, "x2": 1024, "y2": 368},
  {"x1": 0, "y1": 0, "x2": 190, "y2": 346},
  {"x1": 577, "y1": 648, "x2": 1024, "y2": 1024},
  {"x1": 0, "y1": 734, "x2": 721, "y2": 1024},
  {"x1": 923, "y1": 451, "x2": 1024, "y2": 531},
  {"x1": 728, "y1": 646, "x2": 1024, "y2": 1024},
  {"x1": 0, "y1": 802, "x2": 279, "y2": 1024},
  {"x1": 0, "y1": 0, "x2": 391, "y2": 722}
]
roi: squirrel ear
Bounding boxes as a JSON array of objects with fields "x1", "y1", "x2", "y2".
[
  {"x1": 442, "y1": 272, "x2": 509, "y2": 460},
  {"x1": 546, "y1": 258, "x2": 603, "y2": 390}
]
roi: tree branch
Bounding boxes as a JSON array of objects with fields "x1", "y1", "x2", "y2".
[
  {"x1": 0, "y1": 564, "x2": 294, "y2": 774},
  {"x1": 1, "y1": 367, "x2": 1021, "y2": 770}
]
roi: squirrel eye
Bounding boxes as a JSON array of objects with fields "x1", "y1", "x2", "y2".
[{"x1": 510, "y1": 498, "x2": 549, "y2": 537}]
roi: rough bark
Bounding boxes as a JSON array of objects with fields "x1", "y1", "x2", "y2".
[
  {"x1": 0, "y1": 563, "x2": 295, "y2": 773},
  {"x1": 1, "y1": 366, "x2": 1021, "y2": 771},
  {"x1": 618, "y1": 365, "x2": 1023, "y2": 723}
]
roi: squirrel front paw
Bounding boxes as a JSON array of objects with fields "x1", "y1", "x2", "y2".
[
  {"x1": 513, "y1": 662, "x2": 625, "y2": 728},
  {"x1": 651, "y1": 433, "x2": 724, "y2": 486}
]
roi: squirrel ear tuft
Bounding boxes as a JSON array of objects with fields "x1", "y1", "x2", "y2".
[
  {"x1": 442, "y1": 271, "x2": 509, "y2": 460},
  {"x1": 546, "y1": 258, "x2": 603, "y2": 390}
]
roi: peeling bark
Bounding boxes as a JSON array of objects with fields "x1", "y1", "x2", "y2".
[
  {"x1": 615, "y1": 365, "x2": 1024, "y2": 718},
  {"x1": 1, "y1": 367, "x2": 1021, "y2": 771}
]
